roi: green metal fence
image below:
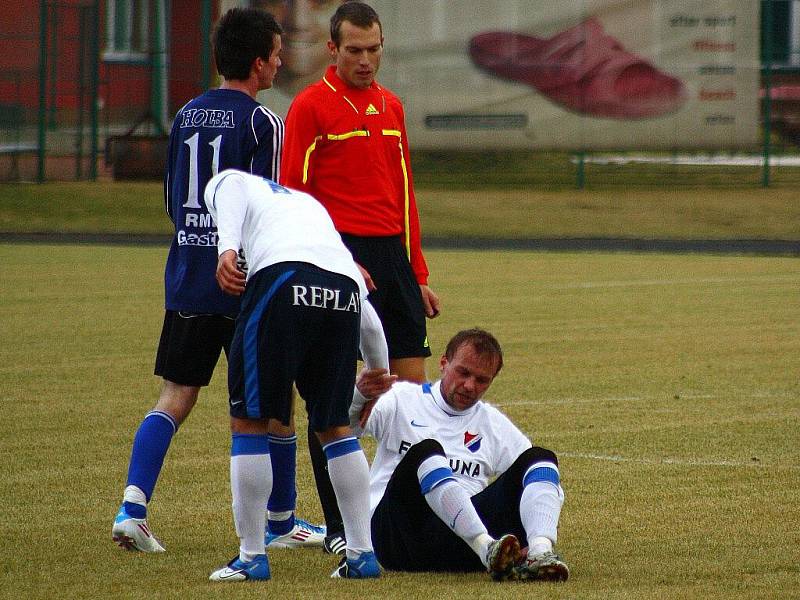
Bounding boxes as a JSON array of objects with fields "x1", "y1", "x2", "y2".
[{"x1": 1, "y1": 0, "x2": 799, "y2": 187}]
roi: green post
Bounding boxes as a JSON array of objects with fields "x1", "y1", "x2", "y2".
[
  {"x1": 76, "y1": 6, "x2": 86, "y2": 179},
  {"x1": 576, "y1": 150, "x2": 585, "y2": 189},
  {"x1": 37, "y1": 0, "x2": 48, "y2": 183},
  {"x1": 150, "y1": 0, "x2": 167, "y2": 135},
  {"x1": 762, "y1": 0, "x2": 773, "y2": 187},
  {"x1": 88, "y1": 1, "x2": 100, "y2": 180},
  {"x1": 47, "y1": 2, "x2": 58, "y2": 129},
  {"x1": 200, "y1": 0, "x2": 213, "y2": 91}
]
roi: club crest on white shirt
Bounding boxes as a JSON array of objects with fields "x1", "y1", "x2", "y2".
[{"x1": 464, "y1": 431, "x2": 482, "y2": 453}]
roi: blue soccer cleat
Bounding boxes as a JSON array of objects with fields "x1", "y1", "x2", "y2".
[
  {"x1": 330, "y1": 550, "x2": 381, "y2": 579},
  {"x1": 209, "y1": 554, "x2": 271, "y2": 582}
]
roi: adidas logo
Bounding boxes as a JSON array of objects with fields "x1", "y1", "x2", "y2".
[
  {"x1": 291, "y1": 530, "x2": 312, "y2": 541},
  {"x1": 365, "y1": 103, "x2": 379, "y2": 115}
]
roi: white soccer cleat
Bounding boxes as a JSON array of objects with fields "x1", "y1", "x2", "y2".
[
  {"x1": 485, "y1": 534, "x2": 520, "y2": 581},
  {"x1": 513, "y1": 550, "x2": 569, "y2": 582},
  {"x1": 265, "y1": 517, "x2": 326, "y2": 549},
  {"x1": 112, "y1": 506, "x2": 165, "y2": 553}
]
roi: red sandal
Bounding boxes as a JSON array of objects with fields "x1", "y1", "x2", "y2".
[{"x1": 469, "y1": 18, "x2": 687, "y2": 120}]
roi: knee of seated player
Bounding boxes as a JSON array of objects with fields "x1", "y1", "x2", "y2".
[
  {"x1": 154, "y1": 380, "x2": 201, "y2": 424},
  {"x1": 403, "y1": 439, "x2": 446, "y2": 467},
  {"x1": 520, "y1": 447, "x2": 563, "y2": 497},
  {"x1": 521, "y1": 446, "x2": 559, "y2": 467}
]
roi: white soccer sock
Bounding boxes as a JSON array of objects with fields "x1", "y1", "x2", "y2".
[
  {"x1": 520, "y1": 477, "x2": 564, "y2": 552},
  {"x1": 324, "y1": 438, "x2": 373, "y2": 559},
  {"x1": 418, "y1": 455, "x2": 489, "y2": 562},
  {"x1": 231, "y1": 452, "x2": 272, "y2": 561},
  {"x1": 123, "y1": 485, "x2": 147, "y2": 508}
]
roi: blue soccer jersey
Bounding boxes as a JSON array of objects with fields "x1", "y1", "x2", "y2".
[{"x1": 163, "y1": 89, "x2": 283, "y2": 315}]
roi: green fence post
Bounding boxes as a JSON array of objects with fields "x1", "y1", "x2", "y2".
[
  {"x1": 576, "y1": 150, "x2": 585, "y2": 189},
  {"x1": 200, "y1": 0, "x2": 213, "y2": 91},
  {"x1": 47, "y1": 2, "x2": 58, "y2": 129},
  {"x1": 150, "y1": 0, "x2": 167, "y2": 135},
  {"x1": 89, "y1": 1, "x2": 99, "y2": 180},
  {"x1": 37, "y1": 0, "x2": 48, "y2": 183},
  {"x1": 762, "y1": 0, "x2": 773, "y2": 188},
  {"x1": 76, "y1": 6, "x2": 86, "y2": 179}
]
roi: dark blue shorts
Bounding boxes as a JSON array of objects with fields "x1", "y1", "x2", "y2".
[{"x1": 227, "y1": 262, "x2": 361, "y2": 431}]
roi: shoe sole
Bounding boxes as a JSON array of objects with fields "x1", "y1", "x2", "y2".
[
  {"x1": 268, "y1": 540, "x2": 325, "y2": 549},
  {"x1": 112, "y1": 534, "x2": 137, "y2": 551},
  {"x1": 112, "y1": 533, "x2": 165, "y2": 553},
  {"x1": 514, "y1": 561, "x2": 569, "y2": 582},
  {"x1": 488, "y1": 535, "x2": 520, "y2": 581}
]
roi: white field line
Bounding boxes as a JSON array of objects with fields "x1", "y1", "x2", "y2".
[
  {"x1": 494, "y1": 392, "x2": 799, "y2": 471},
  {"x1": 543, "y1": 275, "x2": 799, "y2": 290},
  {"x1": 494, "y1": 393, "x2": 718, "y2": 408},
  {"x1": 574, "y1": 154, "x2": 800, "y2": 167},
  {"x1": 559, "y1": 452, "x2": 800, "y2": 471}
]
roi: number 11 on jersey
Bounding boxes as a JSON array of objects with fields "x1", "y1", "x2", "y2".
[{"x1": 183, "y1": 133, "x2": 222, "y2": 208}]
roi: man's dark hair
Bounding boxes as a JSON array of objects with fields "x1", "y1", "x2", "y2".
[
  {"x1": 213, "y1": 8, "x2": 283, "y2": 81},
  {"x1": 330, "y1": 1, "x2": 382, "y2": 47},
  {"x1": 444, "y1": 328, "x2": 504, "y2": 376}
]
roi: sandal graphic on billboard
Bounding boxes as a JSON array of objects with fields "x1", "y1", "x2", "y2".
[{"x1": 469, "y1": 18, "x2": 687, "y2": 120}]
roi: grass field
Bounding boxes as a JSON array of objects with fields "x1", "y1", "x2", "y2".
[
  {"x1": 1, "y1": 244, "x2": 798, "y2": 599},
  {"x1": 1, "y1": 181, "x2": 800, "y2": 241}
]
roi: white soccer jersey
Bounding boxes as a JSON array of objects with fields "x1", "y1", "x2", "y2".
[
  {"x1": 364, "y1": 380, "x2": 532, "y2": 512},
  {"x1": 204, "y1": 169, "x2": 368, "y2": 298},
  {"x1": 204, "y1": 169, "x2": 387, "y2": 370}
]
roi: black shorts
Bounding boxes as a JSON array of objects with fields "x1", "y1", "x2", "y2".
[
  {"x1": 371, "y1": 442, "x2": 548, "y2": 572},
  {"x1": 340, "y1": 234, "x2": 431, "y2": 359},
  {"x1": 154, "y1": 310, "x2": 235, "y2": 386},
  {"x1": 227, "y1": 262, "x2": 360, "y2": 430}
]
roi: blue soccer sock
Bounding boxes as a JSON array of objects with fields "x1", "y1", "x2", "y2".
[
  {"x1": 266, "y1": 433, "x2": 298, "y2": 536},
  {"x1": 124, "y1": 410, "x2": 178, "y2": 516}
]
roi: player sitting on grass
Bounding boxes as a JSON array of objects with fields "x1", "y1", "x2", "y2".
[{"x1": 352, "y1": 328, "x2": 570, "y2": 582}]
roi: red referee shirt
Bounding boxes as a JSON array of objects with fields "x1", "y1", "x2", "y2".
[{"x1": 281, "y1": 65, "x2": 429, "y2": 285}]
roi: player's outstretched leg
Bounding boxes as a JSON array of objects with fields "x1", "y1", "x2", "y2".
[{"x1": 112, "y1": 409, "x2": 177, "y2": 552}]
